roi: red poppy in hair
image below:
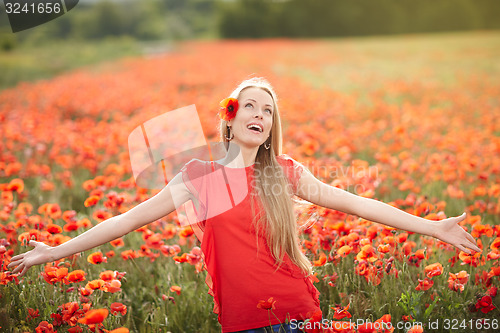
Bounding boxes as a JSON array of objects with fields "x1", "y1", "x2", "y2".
[{"x1": 219, "y1": 98, "x2": 239, "y2": 121}]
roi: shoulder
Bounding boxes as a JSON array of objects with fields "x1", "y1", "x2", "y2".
[
  {"x1": 182, "y1": 158, "x2": 211, "y2": 170},
  {"x1": 275, "y1": 154, "x2": 305, "y2": 170},
  {"x1": 180, "y1": 158, "x2": 213, "y2": 180},
  {"x1": 275, "y1": 153, "x2": 294, "y2": 164}
]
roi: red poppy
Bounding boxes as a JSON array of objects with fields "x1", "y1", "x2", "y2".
[
  {"x1": 377, "y1": 244, "x2": 391, "y2": 253},
  {"x1": 46, "y1": 224, "x2": 62, "y2": 234},
  {"x1": 475, "y1": 295, "x2": 496, "y2": 314},
  {"x1": 7, "y1": 178, "x2": 24, "y2": 192},
  {"x1": 331, "y1": 303, "x2": 351, "y2": 319},
  {"x1": 78, "y1": 308, "x2": 109, "y2": 325},
  {"x1": 87, "y1": 251, "x2": 107, "y2": 265},
  {"x1": 257, "y1": 297, "x2": 276, "y2": 310},
  {"x1": 219, "y1": 98, "x2": 239, "y2": 121},
  {"x1": 86, "y1": 279, "x2": 105, "y2": 290},
  {"x1": 109, "y1": 328, "x2": 130, "y2": 333},
  {"x1": 110, "y1": 302, "x2": 127, "y2": 315},
  {"x1": 170, "y1": 285, "x2": 182, "y2": 295},
  {"x1": 68, "y1": 270, "x2": 86, "y2": 283},
  {"x1": 408, "y1": 325, "x2": 424, "y2": 333},
  {"x1": 313, "y1": 252, "x2": 327, "y2": 266},
  {"x1": 424, "y1": 262, "x2": 443, "y2": 278},
  {"x1": 84, "y1": 195, "x2": 100, "y2": 207},
  {"x1": 102, "y1": 279, "x2": 122, "y2": 293},
  {"x1": 99, "y1": 270, "x2": 115, "y2": 281},
  {"x1": 27, "y1": 308, "x2": 40, "y2": 321},
  {"x1": 110, "y1": 238, "x2": 124, "y2": 247},
  {"x1": 337, "y1": 245, "x2": 352, "y2": 257},
  {"x1": 415, "y1": 278, "x2": 434, "y2": 291},
  {"x1": 41, "y1": 265, "x2": 69, "y2": 285},
  {"x1": 35, "y1": 321, "x2": 55, "y2": 333}
]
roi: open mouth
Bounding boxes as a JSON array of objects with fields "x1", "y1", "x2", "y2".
[{"x1": 247, "y1": 123, "x2": 263, "y2": 133}]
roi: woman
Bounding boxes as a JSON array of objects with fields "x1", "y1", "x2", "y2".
[{"x1": 8, "y1": 77, "x2": 481, "y2": 333}]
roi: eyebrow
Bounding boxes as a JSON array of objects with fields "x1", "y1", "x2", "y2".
[{"x1": 246, "y1": 99, "x2": 273, "y2": 109}]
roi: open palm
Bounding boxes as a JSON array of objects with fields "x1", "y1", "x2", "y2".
[
  {"x1": 7, "y1": 240, "x2": 53, "y2": 277},
  {"x1": 432, "y1": 213, "x2": 482, "y2": 254}
]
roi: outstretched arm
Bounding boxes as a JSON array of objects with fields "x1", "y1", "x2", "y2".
[
  {"x1": 8, "y1": 172, "x2": 191, "y2": 276},
  {"x1": 295, "y1": 168, "x2": 481, "y2": 254}
]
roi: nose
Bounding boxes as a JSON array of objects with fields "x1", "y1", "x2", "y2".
[{"x1": 254, "y1": 109, "x2": 264, "y2": 119}]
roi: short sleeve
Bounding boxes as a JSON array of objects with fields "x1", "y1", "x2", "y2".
[
  {"x1": 276, "y1": 154, "x2": 305, "y2": 194},
  {"x1": 180, "y1": 159, "x2": 202, "y2": 199},
  {"x1": 179, "y1": 159, "x2": 210, "y2": 222}
]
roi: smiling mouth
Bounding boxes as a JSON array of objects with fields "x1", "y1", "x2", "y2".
[{"x1": 247, "y1": 124, "x2": 263, "y2": 133}]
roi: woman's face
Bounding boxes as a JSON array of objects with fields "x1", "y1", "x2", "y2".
[{"x1": 227, "y1": 87, "x2": 274, "y2": 149}]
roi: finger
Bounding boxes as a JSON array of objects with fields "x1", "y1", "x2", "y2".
[
  {"x1": 8, "y1": 254, "x2": 25, "y2": 265},
  {"x1": 7, "y1": 259, "x2": 20, "y2": 269},
  {"x1": 456, "y1": 244, "x2": 470, "y2": 254},
  {"x1": 464, "y1": 231, "x2": 476, "y2": 244},
  {"x1": 19, "y1": 265, "x2": 28, "y2": 277},
  {"x1": 29, "y1": 240, "x2": 39, "y2": 247},
  {"x1": 456, "y1": 212, "x2": 466, "y2": 223},
  {"x1": 9, "y1": 253, "x2": 24, "y2": 262},
  {"x1": 468, "y1": 242, "x2": 482, "y2": 253},
  {"x1": 11, "y1": 263, "x2": 24, "y2": 275}
]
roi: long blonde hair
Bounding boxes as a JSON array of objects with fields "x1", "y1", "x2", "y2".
[{"x1": 218, "y1": 77, "x2": 313, "y2": 277}]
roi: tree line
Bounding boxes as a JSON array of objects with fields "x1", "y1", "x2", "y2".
[
  {"x1": 219, "y1": 0, "x2": 500, "y2": 38},
  {"x1": 0, "y1": 0, "x2": 499, "y2": 48}
]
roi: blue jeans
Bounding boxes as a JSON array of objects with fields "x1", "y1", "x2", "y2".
[{"x1": 233, "y1": 321, "x2": 305, "y2": 333}]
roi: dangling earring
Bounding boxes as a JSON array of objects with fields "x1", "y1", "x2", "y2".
[
  {"x1": 225, "y1": 126, "x2": 234, "y2": 141},
  {"x1": 264, "y1": 139, "x2": 271, "y2": 150}
]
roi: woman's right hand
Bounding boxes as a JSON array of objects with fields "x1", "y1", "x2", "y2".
[{"x1": 7, "y1": 240, "x2": 53, "y2": 277}]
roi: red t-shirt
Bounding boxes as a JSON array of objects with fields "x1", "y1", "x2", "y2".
[{"x1": 180, "y1": 154, "x2": 321, "y2": 332}]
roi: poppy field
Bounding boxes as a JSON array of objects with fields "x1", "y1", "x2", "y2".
[{"x1": 1, "y1": 31, "x2": 500, "y2": 332}]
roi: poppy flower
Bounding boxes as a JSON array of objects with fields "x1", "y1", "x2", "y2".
[
  {"x1": 416, "y1": 278, "x2": 434, "y2": 291},
  {"x1": 78, "y1": 308, "x2": 109, "y2": 325},
  {"x1": 79, "y1": 287, "x2": 93, "y2": 296},
  {"x1": 110, "y1": 302, "x2": 127, "y2": 315},
  {"x1": 408, "y1": 325, "x2": 424, "y2": 333},
  {"x1": 475, "y1": 295, "x2": 496, "y2": 314},
  {"x1": 257, "y1": 297, "x2": 276, "y2": 310},
  {"x1": 377, "y1": 243, "x2": 391, "y2": 253},
  {"x1": 110, "y1": 238, "x2": 124, "y2": 247},
  {"x1": 26, "y1": 308, "x2": 40, "y2": 321},
  {"x1": 35, "y1": 321, "x2": 55, "y2": 333},
  {"x1": 337, "y1": 245, "x2": 352, "y2": 257},
  {"x1": 331, "y1": 303, "x2": 351, "y2": 319},
  {"x1": 102, "y1": 279, "x2": 122, "y2": 293},
  {"x1": 179, "y1": 226, "x2": 194, "y2": 238},
  {"x1": 41, "y1": 265, "x2": 69, "y2": 285},
  {"x1": 313, "y1": 252, "x2": 327, "y2": 266},
  {"x1": 68, "y1": 270, "x2": 86, "y2": 283},
  {"x1": 99, "y1": 270, "x2": 115, "y2": 281},
  {"x1": 219, "y1": 98, "x2": 239, "y2": 121},
  {"x1": 170, "y1": 285, "x2": 182, "y2": 295},
  {"x1": 424, "y1": 262, "x2": 443, "y2": 278},
  {"x1": 87, "y1": 252, "x2": 107, "y2": 265},
  {"x1": 448, "y1": 271, "x2": 468, "y2": 292},
  {"x1": 109, "y1": 329, "x2": 129, "y2": 333},
  {"x1": 46, "y1": 224, "x2": 62, "y2": 234},
  {"x1": 86, "y1": 279, "x2": 105, "y2": 290}
]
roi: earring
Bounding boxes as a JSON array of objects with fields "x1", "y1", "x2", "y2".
[
  {"x1": 225, "y1": 127, "x2": 234, "y2": 141},
  {"x1": 264, "y1": 140, "x2": 271, "y2": 150}
]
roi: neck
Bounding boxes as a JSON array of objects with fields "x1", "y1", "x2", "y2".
[{"x1": 223, "y1": 142, "x2": 258, "y2": 167}]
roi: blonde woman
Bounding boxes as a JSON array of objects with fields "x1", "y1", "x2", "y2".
[{"x1": 8, "y1": 77, "x2": 481, "y2": 333}]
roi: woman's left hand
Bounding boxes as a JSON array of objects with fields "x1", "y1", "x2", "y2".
[{"x1": 431, "y1": 213, "x2": 482, "y2": 254}]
